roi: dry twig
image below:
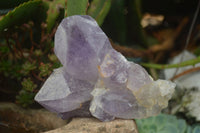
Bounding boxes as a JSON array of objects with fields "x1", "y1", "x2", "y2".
[{"x1": 109, "y1": 39, "x2": 149, "y2": 58}]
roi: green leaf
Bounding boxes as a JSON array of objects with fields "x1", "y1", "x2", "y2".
[
  {"x1": 87, "y1": 0, "x2": 112, "y2": 25},
  {"x1": 0, "y1": 0, "x2": 47, "y2": 32},
  {"x1": 16, "y1": 90, "x2": 35, "y2": 107},
  {"x1": 0, "y1": 0, "x2": 29, "y2": 9},
  {"x1": 66, "y1": 0, "x2": 88, "y2": 17},
  {"x1": 0, "y1": 45, "x2": 9, "y2": 54},
  {"x1": 193, "y1": 126, "x2": 200, "y2": 133},
  {"x1": 160, "y1": 124, "x2": 179, "y2": 133},
  {"x1": 39, "y1": 63, "x2": 52, "y2": 77},
  {"x1": 177, "y1": 120, "x2": 187, "y2": 133},
  {"x1": 103, "y1": 0, "x2": 126, "y2": 43},
  {"x1": 21, "y1": 78, "x2": 37, "y2": 92},
  {"x1": 187, "y1": 126, "x2": 193, "y2": 133},
  {"x1": 127, "y1": 0, "x2": 147, "y2": 48},
  {"x1": 46, "y1": 0, "x2": 65, "y2": 32},
  {"x1": 21, "y1": 61, "x2": 37, "y2": 76},
  {"x1": 136, "y1": 114, "x2": 188, "y2": 133}
]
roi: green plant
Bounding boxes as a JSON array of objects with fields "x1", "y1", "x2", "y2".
[
  {"x1": 0, "y1": 0, "x2": 112, "y2": 33},
  {"x1": 0, "y1": 20, "x2": 61, "y2": 107},
  {"x1": 87, "y1": 0, "x2": 112, "y2": 25},
  {"x1": 136, "y1": 113, "x2": 200, "y2": 133},
  {"x1": 0, "y1": 0, "x2": 47, "y2": 32},
  {"x1": 0, "y1": 0, "x2": 112, "y2": 107},
  {"x1": 187, "y1": 125, "x2": 200, "y2": 133},
  {"x1": 141, "y1": 56, "x2": 200, "y2": 69},
  {"x1": 16, "y1": 78, "x2": 37, "y2": 107}
]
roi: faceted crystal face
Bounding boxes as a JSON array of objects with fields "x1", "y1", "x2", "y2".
[
  {"x1": 35, "y1": 15, "x2": 176, "y2": 122},
  {"x1": 127, "y1": 62, "x2": 153, "y2": 92},
  {"x1": 54, "y1": 15, "x2": 112, "y2": 82},
  {"x1": 34, "y1": 68, "x2": 93, "y2": 114},
  {"x1": 99, "y1": 49, "x2": 130, "y2": 89}
]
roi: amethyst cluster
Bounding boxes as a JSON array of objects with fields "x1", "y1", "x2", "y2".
[{"x1": 35, "y1": 15, "x2": 175, "y2": 121}]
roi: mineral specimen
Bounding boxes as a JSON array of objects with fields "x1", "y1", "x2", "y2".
[
  {"x1": 35, "y1": 15, "x2": 176, "y2": 121},
  {"x1": 164, "y1": 50, "x2": 200, "y2": 121}
]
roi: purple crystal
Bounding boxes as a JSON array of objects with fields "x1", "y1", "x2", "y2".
[
  {"x1": 98, "y1": 49, "x2": 130, "y2": 89},
  {"x1": 34, "y1": 67, "x2": 93, "y2": 117},
  {"x1": 35, "y1": 15, "x2": 176, "y2": 121},
  {"x1": 127, "y1": 62, "x2": 153, "y2": 91},
  {"x1": 54, "y1": 15, "x2": 112, "y2": 82}
]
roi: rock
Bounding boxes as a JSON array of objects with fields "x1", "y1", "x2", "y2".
[
  {"x1": 170, "y1": 88, "x2": 200, "y2": 121},
  {"x1": 35, "y1": 15, "x2": 176, "y2": 122},
  {"x1": 44, "y1": 118, "x2": 138, "y2": 133},
  {"x1": 186, "y1": 90, "x2": 200, "y2": 121},
  {"x1": 163, "y1": 50, "x2": 200, "y2": 121},
  {"x1": 164, "y1": 50, "x2": 200, "y2": 89},
  {"x1": 0, "y1": 103, "x2": 67, "y2": 133}
]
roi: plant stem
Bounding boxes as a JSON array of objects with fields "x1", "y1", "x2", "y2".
[
  {"x1": 173, "y1": 0, "x2": 200, "y2": 76},
  {"x1": 171, "y1": 66, "x2": 200, "y2": 80},
  {"x1": 141, "y1": 56, "x2": 200, "y2": 69}
]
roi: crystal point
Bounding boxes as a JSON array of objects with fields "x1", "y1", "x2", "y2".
[
  {"x1": 54, "y1": 15, "x2": 112, "y2": 82},
  {"x1": 35, "y1": 15, "x2": 176, "y2": 121}
]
